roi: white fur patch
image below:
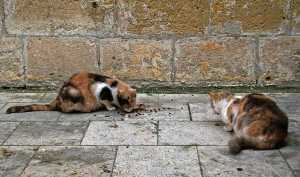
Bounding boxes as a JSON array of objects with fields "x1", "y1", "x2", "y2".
[
  {"x1": 220, "y1": 96, "x2": 241, "y2": 124},
  {"x1": 92, "y1": 82, "x2": 109, "y2": 102},
  {"x1": 222, "y1": 99, "x2": 233, "y2": 124},
  {"x1": 91, "y1": 82, "x2": 118, "y2": 106}
]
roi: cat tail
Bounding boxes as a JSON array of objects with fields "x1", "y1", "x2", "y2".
[
  {"x1": 6, "y1": 101, "x2": 58, "y2": 114},
  {"x1": 228, "y1": 136, "x2": 253, "y2": 154}
]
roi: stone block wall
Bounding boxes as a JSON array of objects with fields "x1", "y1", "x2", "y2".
[{"x1": 0, "y1": 0, "x2": 300, "y2": 90}]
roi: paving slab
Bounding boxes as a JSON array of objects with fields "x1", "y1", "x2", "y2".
[
  {"x1": 280, "y1": 121, "x2": 300, "y2": 171},
  {"x1": 197, "y1": 146, "x2": 294, "y2": 177},
  {"x1": 112, "y1": 146, "x2": 201, "y2": 177},
  {"x1": 0, "y1": 103, "x2": 5, "y2": 110},
  {"x1": 189, "y1": 103, "x2": 221, "y2": 121},
  {"x1": 39, "y1": 92, "x2": 56, "y2": 102},
  {"x1": 0, "y1": 93, "x2": 45, "y2": 103},
  {"x1": 22, "y1": 146, "x2": 116, "y2": 177},
  {"x1": 0, "y1": 112, "x2": 60, "y2": 122},
  {"x1": 267, "y1": 93, "x2": 300, "y2": 118},
  {"x1": 82, "y1": 121, "x2": 157, "y2": 145},
  {"x1": 137, "y1": 93, "x2": 159, "y2": 103},
  {"x1": 280, "y1": 147, "x2": 300, "y2": 172},
  {"x1": 158, "y1": 94, "x2": 209, "y2": 103},
  {"x1": 0, "y1": 122, "x2": 19, "y2": 144},
  {"x1": 0, "y1": 146, "x2": 37, "y2": 177},
  {"x1": 288, "y1": 115, "x2": 300, "y2": 122},
  {"x1": 158, "y1": 121, "x2": 231, "y2": 145},
  {"x1": 294, "y1": 170, "x2": 300, "y2": 177},
  {"x1": 270, "y1": 93, "x2": 300, "y2": 102},
  {"x1": 58, "y1": 111, "x2": 124, "y2": 121},
  {"x1": 5, "y1": 122, "x2": 88, "y2": 145},
  {"x1": 277, "y1": 101, "x2": 300, "y2": 118}
]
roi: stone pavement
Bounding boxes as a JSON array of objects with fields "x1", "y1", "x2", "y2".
[{"x1": 0, "y1": 92, "x2": 299, "y2": 177}]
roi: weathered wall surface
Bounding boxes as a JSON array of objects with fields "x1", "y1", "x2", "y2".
[{"x1": 1, "y1": 0, "x2": 300, "y2": 89}]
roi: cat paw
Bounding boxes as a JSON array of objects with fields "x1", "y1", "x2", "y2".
[
  {"x1": 223, "y1": 126, "x2": 233, "y2": 132},
  {"x1": 107, "y1": 106, "x2": 116, "y2": 111}
]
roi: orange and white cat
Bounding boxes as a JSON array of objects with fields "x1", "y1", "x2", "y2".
[
  {"x1": 6, "y1": 72, "x2": 137, "y2": 113},
  {"x1": 209, "y1": 91, "x2": 288, "y2": 154}
]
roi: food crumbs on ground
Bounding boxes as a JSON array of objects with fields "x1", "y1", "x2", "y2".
[
  {"x1": 109, "y1": 122, "x2": 119, "y2": 128},
  {"x1": 0, "y1": 148, "x2": 16, "y2": 157},
  {"x1": 237, "y1": 168, "x2": 243, "y2": 171},
  {"x1": 214, "y1": 122, "x2": 222, "y2": 126},
  {"x1": 115, "y1": 103, "x2": 173, "y2": 118}
]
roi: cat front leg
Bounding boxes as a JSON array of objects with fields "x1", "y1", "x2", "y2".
[
  {"x1": 224, "y1": 123, "x2": 233, "y2": 132},
  {"x1": 101, "y1": 100, "x2": 116, "y2": 111}
]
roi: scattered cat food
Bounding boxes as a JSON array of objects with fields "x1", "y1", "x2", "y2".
[
  {"x1": 109, "y1": 122, "x2": 119, "y2": 128},
  {"x1": 115, "y1": 103, "x2": 173, "y2": 118},
  {"x1": 0, "y1": 148, "x2": 16, "y2": 157},
  {"x1": 214, "y1": 122, "x2": 222, "y2": 126},
  {"x1": 70, "y1": 170, "x2": 78, "y2": 175},
  {"x1": 237, "y1": 168, "x2": 243, "y2": 171},
  {"x1": 133, "y1": 103, "x2": 146, "y2": 112},
  {"x1": 103, "y1": 168, "x2": 111, "y2": 173}
]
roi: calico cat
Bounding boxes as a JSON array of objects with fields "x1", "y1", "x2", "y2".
[
  {"x1": 208, "y1": 91, "x2": 288, "y2": 154},
  {"x1": 6, "y1": 72, "x2": 137, "y2": 113}
]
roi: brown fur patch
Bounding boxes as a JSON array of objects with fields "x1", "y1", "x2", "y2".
[
  {"x1": 6, "y1": 72, "x2": 137, "y2": 114},
  {"x1": 209, "y1": 91, "x2": 288, "y2": 154},
  {"x1": 236, "y1": 93, "x2": 288, "y2": 152}
]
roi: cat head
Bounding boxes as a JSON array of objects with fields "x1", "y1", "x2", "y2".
[
  {"x1": 118, "y1": 88, "x2": 136, "y2": 112},
  {"x1": 208, "y1": 90, "x2": 234, "y2": 114},
  {"x1": 110, "y1": 77, "x2": 137, "y2": 112}
]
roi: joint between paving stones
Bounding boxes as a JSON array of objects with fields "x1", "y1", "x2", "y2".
[
  {"x1": 278, "y1": 150, "x2": 297, "y2": 177},
  {"x1": 157, "y1": 120, "x2": 160, "y2": 145},
  {"x1": 187, "y1": 103, "x2": 193, "y2": 121},
  {"x1": 110, "y1": 146, "x2": 118, "y2": 177},
  {"x1": 79, "y1": 120, "x2": 91, "y2": 145},
  {"x1": 1, "y1": 121, "x2": 21, "y2": 145},
  {"x1": 196, "y1": 146, "x2": 205, "y2": 177},
  {"x1": 19, "y1": 146, "x2": 40, "y2": 176}
]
